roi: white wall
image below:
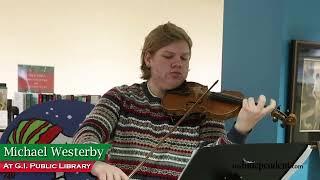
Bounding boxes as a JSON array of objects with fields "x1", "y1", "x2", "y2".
[{"x1": 0, "y1": 0, "x2": 224, "y2": 99}]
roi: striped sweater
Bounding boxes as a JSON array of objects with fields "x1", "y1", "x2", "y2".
[{"x1": 73, "y1": 82, "x2": 246, "y2": 179}]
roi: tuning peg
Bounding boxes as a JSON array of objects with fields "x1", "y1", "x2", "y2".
[
  {"x1": 272, "y1": 117, "x2": 278, "y2": 122},
  {"x1": 277, "y1": 105, "x2": 281, "y2": 110}
]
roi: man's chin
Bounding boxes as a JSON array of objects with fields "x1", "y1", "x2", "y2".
[{"x1": 166, "y1": 80, "x2": 185, "y2": 90}]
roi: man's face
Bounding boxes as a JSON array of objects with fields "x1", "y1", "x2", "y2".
[{"x1": 146, "y1": 40, "x2": 190, "y2": 90}]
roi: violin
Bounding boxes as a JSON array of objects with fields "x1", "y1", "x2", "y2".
[{"x1": 162, "y1": 81, "x2": 296, "y2": 126}]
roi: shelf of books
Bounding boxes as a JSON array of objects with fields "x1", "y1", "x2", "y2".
[
  {"x1": 13, "y1": 92, "x2": 101, "y2": 114},
  {"x1": 14, "y1": 64, "x2": 101, "y2": 114},
  {"x1": 0, "y1": 83, "x2": 7, "y2": 135},
  {"x1": 0, "y1": 91, "x2": 101, "y2": 134}
]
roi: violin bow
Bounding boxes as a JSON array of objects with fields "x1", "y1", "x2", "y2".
[{"x1": 128, "y1": 80, "x2": 219, "y2": 178}]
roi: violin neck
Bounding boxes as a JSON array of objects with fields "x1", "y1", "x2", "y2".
[
  {"x1": 210, "y1": 92, "x2": 243, "y2": 105},
  {"x1": 209, "y1": 91, "x2": 296, "y2": 126}
]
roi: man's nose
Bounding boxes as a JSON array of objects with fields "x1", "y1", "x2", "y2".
[{"x1": 171, "y1": 57, "x2": 183, "y2": 68}]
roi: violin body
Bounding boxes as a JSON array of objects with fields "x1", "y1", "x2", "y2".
[{"x1": 162, "y1": 82, "x2": 244, "y2": 120}]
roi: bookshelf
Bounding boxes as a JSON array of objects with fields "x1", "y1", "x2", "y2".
[
  {"x1": 0, "y1": 99, "x2": 19, "y2": 132},
  {"x1": 0, "y1": 93, "x2": 101, "y2": 132},
  {"x1": 13, "y1": 92, "x2": 100, "y2": 113}
]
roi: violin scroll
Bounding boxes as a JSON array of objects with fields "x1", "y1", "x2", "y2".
[{"x1": 271, "y1": 109, "x2": 296, "y2": 127}]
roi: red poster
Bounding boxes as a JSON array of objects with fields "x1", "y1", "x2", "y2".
[{"x1": 18, "y1": 65, "x2": 54, "y2": 93}]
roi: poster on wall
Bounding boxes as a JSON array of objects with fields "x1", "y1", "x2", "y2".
[
  {"x1": 18, "y1": 64, "x2": 54, "y2": 93},
  {"x1": 299, "y1": 58, "x2": 320, "y2": 132}
]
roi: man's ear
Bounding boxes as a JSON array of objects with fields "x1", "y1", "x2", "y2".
[{"x1": 144, "y1": 52, "x2": 152, "y2": 67}]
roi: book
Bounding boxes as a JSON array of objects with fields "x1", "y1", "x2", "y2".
[
  {"x1": 12, "y1": 92, "x2": 100, "y2": 114},
  {"x1": 0, "y1": 83, "x2": 6, "y2": 111}
]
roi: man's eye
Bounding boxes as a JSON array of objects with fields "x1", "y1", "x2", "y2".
[
  {"x1": 181, "y1": 56, "x2": 189, "y2": 61},
  {"x1": 163, "y1": 55, "x2": 173, "y2": 59}
]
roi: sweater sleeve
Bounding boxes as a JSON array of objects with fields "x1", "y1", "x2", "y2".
[
  {"x1": 199, "y1": 119, "x2": 248, "y2": 147},
  {"x1": 72, "y1": 87, "x2": 122, "y2": 144},
  {"x1": 226, "y1": 125, "x2": 249, "y2": 144}
]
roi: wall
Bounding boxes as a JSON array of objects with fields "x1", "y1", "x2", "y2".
[
  {"x1": 0, "y1": 0, "x2": 224, "y2": 99},
  {"x1": 223, "y1": 0, "x2": 320, "y2": 179},
  {"x1": 223, "y1": 0, "x2": 284, "y2": 143}
]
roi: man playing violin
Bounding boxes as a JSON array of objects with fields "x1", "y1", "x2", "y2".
[{"x1": 73, "y1": 22, "x2": 276, "y2": 180}]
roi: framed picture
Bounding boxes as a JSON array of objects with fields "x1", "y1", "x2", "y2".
[{"x1": 287, "y1": 40, "x2": 320, "y2": 143}]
